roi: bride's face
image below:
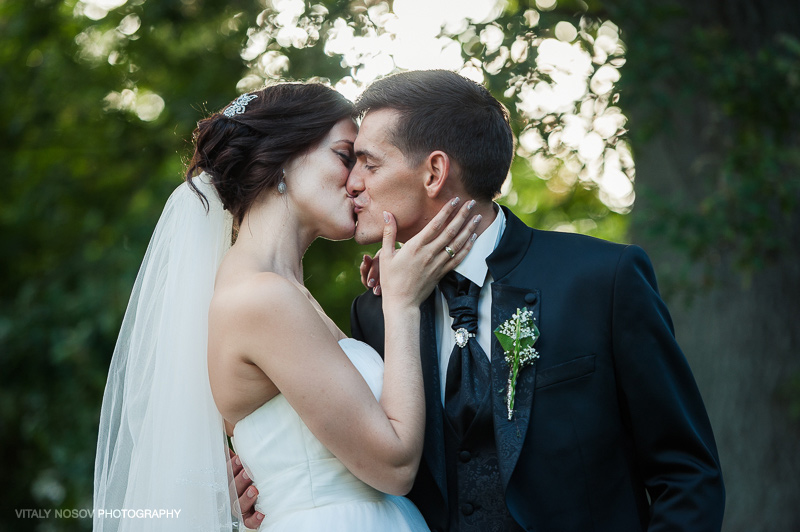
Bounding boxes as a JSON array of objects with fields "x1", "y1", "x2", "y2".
[{"x1": 286, "y1": 118, "x2": 358, "y2": 241}]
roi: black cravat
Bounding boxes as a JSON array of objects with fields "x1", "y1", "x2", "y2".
[{"x1": 439, "y1": 271, "x2": 490, "y2": 437}]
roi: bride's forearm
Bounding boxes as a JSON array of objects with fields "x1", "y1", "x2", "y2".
[{"x1": 378, "y1": 303, "x2": 425, "y2": 491}]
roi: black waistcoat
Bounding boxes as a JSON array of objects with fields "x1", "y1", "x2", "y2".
[{"x1": 442, "y1": 374, "x2": 524, "y2": 532}]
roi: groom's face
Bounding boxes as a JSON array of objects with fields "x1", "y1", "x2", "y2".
[{"x1": 348, "y1": 108, "x2": 432, "y2": 245}]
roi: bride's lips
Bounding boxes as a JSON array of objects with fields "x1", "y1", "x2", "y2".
[{"x1": 349, "y1": 197, "x2": 360, "y2": 223}]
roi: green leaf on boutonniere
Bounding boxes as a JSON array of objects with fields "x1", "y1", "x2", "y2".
[{"x1": 494, "y1": 307, "x2": 540, "y2": 420}]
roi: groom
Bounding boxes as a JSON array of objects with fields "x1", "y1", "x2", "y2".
[
  {"x1": 345, "y1": 70, "x2": 724, "y2": 532},
  {"x1": 236, "y1": 70, "x2": 725, "y2": 531}
]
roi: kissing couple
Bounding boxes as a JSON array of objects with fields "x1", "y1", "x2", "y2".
[{"x1": 94, "y1": 70, "x2": 724, "y2": 532}]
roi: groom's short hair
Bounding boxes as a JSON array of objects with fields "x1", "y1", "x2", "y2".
[{"x1": 355, "y1": 70, "x2": 514, "y2": 201}]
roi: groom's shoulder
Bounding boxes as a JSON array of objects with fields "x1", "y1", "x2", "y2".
[
  {"x1": 505, "y1": 207, "x2": 629, "y2": 261},
  {"x1": 534, "y1": 227, "x2": 628, "y2": 255},
  {"x1": 352, "y1": 288, "x2": 381, "y2": 310},
  {"x1": 350, "y1": 289, "x2": 385, "y2": 354},
  {"x1": 351, "y1": 288, "x2": 384, "y2": 326}
]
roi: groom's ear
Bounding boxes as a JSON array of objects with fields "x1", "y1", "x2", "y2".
[{"x1": 422, "y1": 151, "x2": 451, "y2": 199}]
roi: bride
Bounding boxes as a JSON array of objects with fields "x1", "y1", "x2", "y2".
[{"x1": 94, "y1": 82, "x2": 478, "y2": 531}]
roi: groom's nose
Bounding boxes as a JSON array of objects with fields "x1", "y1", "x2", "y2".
[{"x1": 346, "y1": 166, "x2": 364, "y2": 197}]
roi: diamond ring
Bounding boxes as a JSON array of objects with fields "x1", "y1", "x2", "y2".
[{"x1": 444, "y1": 246, "x2": 455, "y2": 258}]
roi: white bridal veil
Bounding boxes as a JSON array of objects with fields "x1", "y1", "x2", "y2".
[{"x1": 94, "y1": 174, "x2": 238, "y2": 531}]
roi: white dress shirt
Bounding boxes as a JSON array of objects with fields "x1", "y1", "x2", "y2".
[{"x1": 435, "y1": 205, "x2": 506, "y2": 403}]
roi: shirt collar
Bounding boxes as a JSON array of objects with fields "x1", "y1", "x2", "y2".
[{"x1": 454, "y1": 204, "x2": 506, "y2": 287}]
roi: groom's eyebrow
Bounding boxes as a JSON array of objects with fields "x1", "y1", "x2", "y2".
[{"x1": 355, "y1": 148, "x2": 381, "y2": 161}]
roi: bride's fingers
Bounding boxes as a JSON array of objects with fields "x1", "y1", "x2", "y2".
[
  {"x1": 380, "y1": 211, "x2": 398, "y2": 258},
  {"x1": 367, "y1": 253, "x2": 381, "y2": 293},
  {"x1": 412, "y1": 197, "x2": 468, "y2": 246},
  {"x1": 444, "y1": 223, "x2": 478, "y2": 268},
  {"x1": 427, "y1": 214, "x2": 478, "y2": 274},
  {"x1": 359, "y1": 254, "x2": 382, "y2": 291},
  {"x1": 359, "y1": 255, "x2": 373, "y2": 289},
  {"x1": 376, "y1": 212, "x2": 397, "y2": 297},
  {"x1": 427, "y1": 201, "x2": 479, "y2": 254}
]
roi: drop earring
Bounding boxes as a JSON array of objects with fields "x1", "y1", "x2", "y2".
[{"x1": 278, "y1": 169, "x2": 287, "y2": 194}]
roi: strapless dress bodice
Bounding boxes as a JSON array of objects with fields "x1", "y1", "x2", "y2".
[{"x1": 232, "y1": 338, "x2": 427, "y2": 531}]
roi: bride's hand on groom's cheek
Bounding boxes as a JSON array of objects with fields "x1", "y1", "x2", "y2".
[
  {"x1": 379, "y1": 198, "x2": 478, "y2": 308},
  {"x1": 361, "y1": 199, "x2": 476, "y2": 299},
  {"x1": 230, "y1": 449, "x2": 265, "y2": 529},
  {"x1": 360, "y1": 251, "x2": 382, "y2": 295}
]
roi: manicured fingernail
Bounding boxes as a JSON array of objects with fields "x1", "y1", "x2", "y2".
[
  {"x1": 373, "y1": 286, "x2": 381, "y2": 296},
  {"x1": 247, "y1": 487, "x2": 257, "y2": 498},
  {"x1": 467, "y1": 200, "x2": 476, "y2": 210},
  {"x1": 242, "y1": 469, "x2": 249, "y2": 480},
  {"x1": 383, "y1": 211, "x2": 390, "y2": 223},
  {"x1": 451, "y1": 197, "x2": 460, "y2": 207},
  {"x1": 470, "y1": 233, "x2": 478, "y2": 242},
  {"x1": 257, "y1": 513, "x2": 265, "y2": 521},
  {"x1": 473, "y1": 214, "x2": 482, "y2": 225},
  {"x1": 235, "y1": 457, "x2": 241, "y2": 466},
  {"x1": 367, "y1": 278, "x2": 375, "y2": 287}
]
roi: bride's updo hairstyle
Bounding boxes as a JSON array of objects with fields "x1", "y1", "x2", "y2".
[{"x1": 186, "y1": 83, "x2": 355, "y2": 223}]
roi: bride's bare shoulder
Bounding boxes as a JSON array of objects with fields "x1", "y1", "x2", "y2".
[
  {"x1": 209, "y1": 272, "x2": 321, "y2": 336},
  {"x1": 211, "y1": 272, "x2": 307, "y2": 320},
  {"x1": 210, "y1": 273, "x2": 331, "y2": 364}
]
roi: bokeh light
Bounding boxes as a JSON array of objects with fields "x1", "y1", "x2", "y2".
[{"x1": 74, "y1": 0, "x2": 634, "y2": 213}]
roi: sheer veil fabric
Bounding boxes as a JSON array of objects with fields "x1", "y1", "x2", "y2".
[{"x1": 94, "y1": 174, "x2": 239, "y2": 531}]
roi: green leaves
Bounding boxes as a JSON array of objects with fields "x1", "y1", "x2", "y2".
[
  {"x1": 495, "y1": 308, "x2": 539, "y2": 419},
  {"x1": 495, "y1": 328, "x2": 518, "y2": 354}
]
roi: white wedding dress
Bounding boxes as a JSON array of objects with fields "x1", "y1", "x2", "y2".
[{"x1": 232, "y1": 338, "x2": 430, "y2": 532}]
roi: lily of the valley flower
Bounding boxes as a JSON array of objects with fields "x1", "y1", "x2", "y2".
[{"x1": 494, "y1": 307, "x2": 540, "y2": 420}]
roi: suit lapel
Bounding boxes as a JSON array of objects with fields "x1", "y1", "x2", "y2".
[
  {"x1": 485, "y1": 207, "x2": 539, "y2": 491},
  {"x1": 490, "y1": 283, "x2": 540, "y2": 491},
  {"x1": 416, "y1": 208, "x2": 539, "y2": 500},
  {"x1": 419, "y1": 292, "x2": 448, "y2": 504}
]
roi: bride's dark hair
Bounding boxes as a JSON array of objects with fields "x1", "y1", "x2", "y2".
[{"x1": 186, "y1": 82, "x2": 355, "y2": 223}]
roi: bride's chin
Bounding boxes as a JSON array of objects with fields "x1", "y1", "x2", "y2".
[{"x1": 321, "y1": 221, "x2": 356, "y2": 242}]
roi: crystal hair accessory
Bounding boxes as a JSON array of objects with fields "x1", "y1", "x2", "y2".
[{"x1": 223, "y1": 93, "x2": 258, "y2": 117}]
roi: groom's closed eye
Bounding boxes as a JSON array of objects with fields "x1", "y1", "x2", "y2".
[
  {"x1": 355, "y1": 149, "x2": 382, "y2": 172},
  {"x1": 358, "y1": 157, "x2": 378, "y2": 172}
]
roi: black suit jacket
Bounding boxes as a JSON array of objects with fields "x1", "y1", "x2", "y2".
[{"x1": 351, "y1": 207, "x2": 724, "y2": 532}]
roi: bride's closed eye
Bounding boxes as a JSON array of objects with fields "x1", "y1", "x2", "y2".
[{"x1": 335, "y1": 150, "x2": 355, "y2": 169}]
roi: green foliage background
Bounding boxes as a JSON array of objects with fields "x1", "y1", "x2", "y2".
[{"x1": 1, "y1": 0, "x2": 797, "y2": 530}]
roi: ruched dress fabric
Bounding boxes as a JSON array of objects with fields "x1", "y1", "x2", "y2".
[{"x1": 232, "y1": 338, "x2": 429, "y2": 532}]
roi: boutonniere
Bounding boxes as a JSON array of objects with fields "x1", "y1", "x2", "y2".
[{"x1": 494, "y1": 307, "x2": 540, "y2": 420}]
